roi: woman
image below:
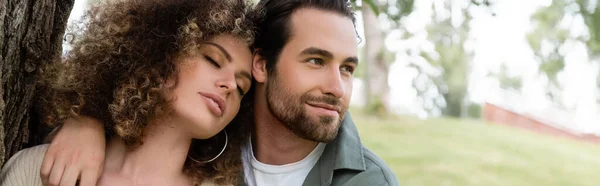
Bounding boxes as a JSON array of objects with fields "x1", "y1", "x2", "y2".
[{"x1": 0, "y1": 0, "x2": 257, "y2": 185}]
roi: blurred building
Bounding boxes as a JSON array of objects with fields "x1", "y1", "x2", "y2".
[{"x1": 484, "y1": 88, "x2": 600, "y2": 144}]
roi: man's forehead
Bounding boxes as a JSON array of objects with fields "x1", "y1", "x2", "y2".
[
  {"x1": 288, "y1": 8, "x2": 358, "y2": 57},
  {"x1": 290, "y1": 8, "x2": 356, "y2": 35}
]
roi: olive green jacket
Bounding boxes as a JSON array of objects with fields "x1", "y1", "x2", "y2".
[{"x1": 240, "y1": 113, "x2": 399, "y2": 186}]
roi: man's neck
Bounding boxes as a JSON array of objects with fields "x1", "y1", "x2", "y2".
[
  {"x1": 102, "y1": 120, "x2": 192, "y2": 185},
  {"x1": 252, "y1": 99, "x2": 319, "y2": 165}
]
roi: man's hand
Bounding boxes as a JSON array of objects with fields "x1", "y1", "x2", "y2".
[{"x1": 41, "y1": 117, "x2": 106, "y2": 186}]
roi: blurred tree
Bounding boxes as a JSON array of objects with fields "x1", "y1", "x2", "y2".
[
  {"x1": 467, "y1": 103, "x2": 482, "y2": 118},
  {"x1": 528, "y1": 0, "x2": 600, "y2": 105},
  {"x1": 527, "y1": 0, "x2": 569, "y2": 105},
  {"x1": 410, "y1": 0, "x2": 474, "y2": 118},
  {"x1": 576, "y1": 0, "x2": 600, "y2": 103},
  {"x1": 488, "y1": 63, "x2": 523, "y2": 91},
  {"x1": 350, "y1": 0, "x2": 414, "y2": 116},
  {"x1": 576, "y1": 0, "x2": 600, "y2": 57},
  {"x1": 361, "y1": 0, "x2": 390, "y2": 116}
]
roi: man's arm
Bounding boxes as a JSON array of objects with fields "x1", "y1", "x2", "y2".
[{"x1": 41, "y1": 117, "x2": 106, "y2": 186}]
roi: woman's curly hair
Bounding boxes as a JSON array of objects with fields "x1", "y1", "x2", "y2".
[{"x1": 39, "y1": 0, "x2": 259, "y2": 184}]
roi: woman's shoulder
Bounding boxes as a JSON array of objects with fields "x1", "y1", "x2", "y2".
[{"x1": 0, "y1": 144, "x2": 48, "y2": 186}]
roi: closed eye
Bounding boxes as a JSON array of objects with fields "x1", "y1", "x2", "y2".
[
  {"x1": 204, "y1": 55, "x2": 220, "y2": 68},
  {"x1": 237, "y1": 86, "x2": 245, "y2": 96}
]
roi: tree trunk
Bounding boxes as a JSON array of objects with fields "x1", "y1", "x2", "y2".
[
  {"x1": 0, "y1": 0, "x2": 74, "y2": 167},
  {"x1": 361, "y1": 0, "x2": 390, "y2": 115}
]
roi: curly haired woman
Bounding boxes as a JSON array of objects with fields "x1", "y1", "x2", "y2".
[{"x1": 0, "y1": 0, "x2": 258, "y2": 185}]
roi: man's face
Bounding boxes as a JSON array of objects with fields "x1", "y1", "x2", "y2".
[{"x1": 264, "y1": 8, "x2": 358, "y2": 143}]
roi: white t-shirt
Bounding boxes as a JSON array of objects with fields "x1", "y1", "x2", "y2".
[{"x1": 242, "y1": 139, "x2": 326, "y2": 186}]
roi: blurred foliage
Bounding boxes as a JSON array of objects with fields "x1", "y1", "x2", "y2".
[
  {"x1": 488, "y1": 64, "x2": 523, "y2": 91},
  {"x1": 528, "y1": 0, "x2": 600, "y2": 104},
  {"x1": 411, "y1": 0, "x2": 472, "y2": 118},
  {"x1": 350, "y1": 0, "x2": 414, "y2": 29},
  {"x1": 527, "y1": 0, "x2": 569, "y2": 87},
  {"x1": 576, "y1": 0, "x2": 600, "y2": 55}
]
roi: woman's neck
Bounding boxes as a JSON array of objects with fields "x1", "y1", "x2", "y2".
[{"x1": 101, "y1": 120, "x2": 193, "y2": 186}]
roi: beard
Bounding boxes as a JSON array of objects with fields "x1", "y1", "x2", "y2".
[{"x1": 265, "y1": 71, "x2": 346, "y2": 143}]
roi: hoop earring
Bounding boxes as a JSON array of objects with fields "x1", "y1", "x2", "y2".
[{"x1": 188, "y1": 130, "x2": 228, "y2": 164}]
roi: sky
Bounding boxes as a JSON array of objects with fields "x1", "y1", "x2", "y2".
[{"x1": 67, "y1": 0, "x2": 600, "y2": 133}]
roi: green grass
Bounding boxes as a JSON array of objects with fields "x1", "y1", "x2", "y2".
[{"x1": 350, "y1": 109, "x2": 600, "y2": 186}]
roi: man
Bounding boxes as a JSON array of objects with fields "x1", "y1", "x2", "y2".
[{"x1": 40, "y1": 0, "x2": 399, "y2": 185}]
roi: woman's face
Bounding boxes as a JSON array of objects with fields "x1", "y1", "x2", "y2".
[{"x1": 168, "y1": 35, "x2": 252, "y2": 139}]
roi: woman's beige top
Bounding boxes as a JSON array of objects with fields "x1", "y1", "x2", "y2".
[
  {"x1": 0, "y1": 144, "x2": 227, "y2": 186},
  {"x1": 0, "y1": 144, "x2": 47, "y2": 186}
]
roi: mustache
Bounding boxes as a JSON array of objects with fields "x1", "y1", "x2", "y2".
[{"x1": 301, "y1": 94, "x2": 342, "y2": 108}]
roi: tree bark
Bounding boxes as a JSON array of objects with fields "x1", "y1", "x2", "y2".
[
  {"x1": 0, "y1": 0, "x2": 74, "y2": 167},
  {"x1": 361, "y1": 0, "x2": 390, "y2": 115}
]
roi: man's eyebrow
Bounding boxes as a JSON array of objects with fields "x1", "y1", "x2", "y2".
[
  {"x1": 203, "y1": 42, "x2": 232, "y2": 62},
  {"x1": 300, "y1": 47, "x2": 333, "y2": 59},
  {"x1": 344, "y1": 57, "x2": 358, "y2": 65},
  {"x1": 301, "y1": 47, "x2": 358, "y2": 65}
]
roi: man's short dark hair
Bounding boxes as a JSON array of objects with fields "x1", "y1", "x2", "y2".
[{"x1": 253, "y1": 0, "x2": 357, "y2": 74}]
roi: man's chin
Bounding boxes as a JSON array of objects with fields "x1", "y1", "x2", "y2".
[
  {"x1": 315, "y1": 114, "x2": 338, "y2": 124},
  {"x1": 303, "y1": 118, "x2": 341, "y2": 142},
  {"x1": 307, "y1": 128, "x2": 339, "y2": 143}
]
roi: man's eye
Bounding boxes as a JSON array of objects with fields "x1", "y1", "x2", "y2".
[
  {"x1": 341, "y1": 65, "x2": 355, "y2": 74},
  {"x1": 306, "y1": 58, "x2": 324, "y2": 65}
]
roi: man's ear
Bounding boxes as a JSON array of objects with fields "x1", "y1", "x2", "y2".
[{"x1": 252, "y1": 50, "x2": 268, "y2": 83}]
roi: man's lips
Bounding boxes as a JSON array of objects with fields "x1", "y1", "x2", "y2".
[
  {"x1": 306, "y1": 101, "x2": 341, "y2": 114},
  {"x1": 198, "y1": 92, "x2": 225, "y2": 116}
]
